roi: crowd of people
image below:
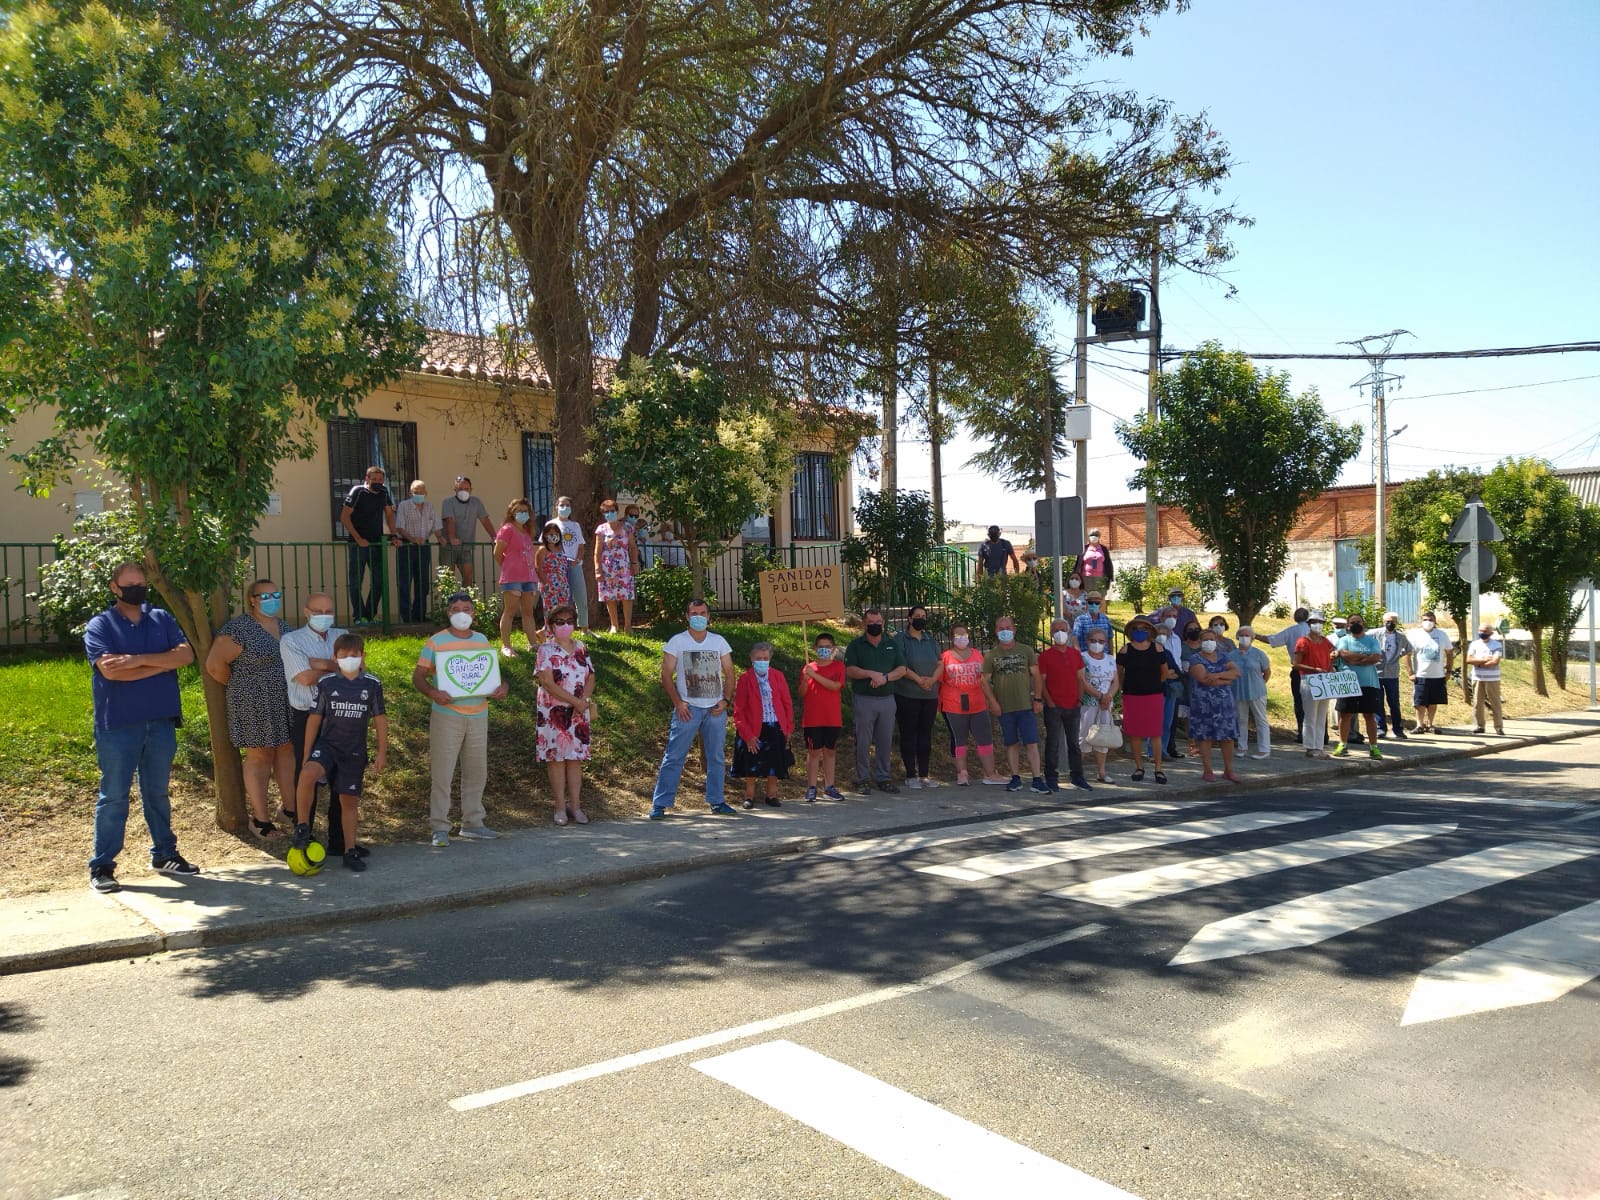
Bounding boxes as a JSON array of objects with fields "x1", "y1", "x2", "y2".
[
  {"x1": 337, "y1": 466, "x2": 686, "y2": 651},
  {"x1": 83, "y1": 538, "x2": 1503, "y2": 892}
]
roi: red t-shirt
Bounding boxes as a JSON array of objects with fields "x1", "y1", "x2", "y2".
[
  {"x1": 938, "y1": 649, "x2": 987, "y2": 714},
  {"x1": 1038, "y1": 644, "x2": 1085, "y2": 708},
  {"x1": 801, "y1": 658, "x2": 846, "y2": 727},
  {"x1": 1293, "y1": 635, "x2": 1334, "y2": 673}
]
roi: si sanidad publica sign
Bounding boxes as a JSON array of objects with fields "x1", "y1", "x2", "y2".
[{"x1": 759, "y1": 564, "x2": 845, "y2": 624}]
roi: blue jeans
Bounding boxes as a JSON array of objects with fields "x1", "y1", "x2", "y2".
[
  {"x1": 1161, "y1": 688, "x2": 1178, "y2": 750},
  {"x1": 651, "y1": 705, "x2": 727, "y2": 810},
  {"x1": 1377, "y1": 676, "x2": 1403, "y2": 734},
  {"x1": 91, "y1": 718, "x2": 179, "y2": 871},
  {"x1": 396, "y1": 543, "x2": 432, "y2": 622},
  {"x1": 347, "y1": 542, "x2": 386, "y2": 621},
  {"x1": 565, "y1": 558, "x2": 589, "y2": 628}
]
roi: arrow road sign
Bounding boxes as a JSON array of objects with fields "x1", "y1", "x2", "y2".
[
  {"x1": 1447, "y1": 499, "x2": 1505, "y2": 545},
  {"x1": 1456, "y1": 545, "x2": 1498, "y2": 585}
]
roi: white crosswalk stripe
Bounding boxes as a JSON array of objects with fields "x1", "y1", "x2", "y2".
[
  {"x1": 822, "y1": 799, "x2": 1215, "y2": 861},
  {"x1": 1170, "y1": 841, "x2": 1596, "y2": 965},
  {"x1": 1053, "y1": 823, "x2": 1458, "y2": 908},
  {"x1": 1340, "y1": 788, "x2": 1584, "y2": 810},
  {"x1": 1401, "y1": 899, "x2": 1600, "y2": 1025},
  {"x1": 918, "y1": 810, "x2": 1327, "y2": 882}
]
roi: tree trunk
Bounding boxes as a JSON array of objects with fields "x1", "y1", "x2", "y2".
[
  {"x1": 1453, "y1": 616, "x2": 1473, "y2": 705},
  {"x1": 1529, "y1": 624, "x2": 1549, "y2": 696},
  {"x1": 199, "y1": 666, "x2": 248, "y2": 834},
  {"x1": 928, "y1": 353, "x2": 943, "y2": 543},
  {"x1": 880, "y1": 337, "x2": 898, "y2": 496}
]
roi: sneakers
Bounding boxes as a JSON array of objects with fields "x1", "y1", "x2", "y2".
[
  {"x1": 982, "y1": 776, "x2": 1010, "y2": 786},
  {"x1": 805, "y1": 786, "x2": 818, "y2": 803},
  {"x1": 856, "y1": 780, "x2": 875, "y2": 797},
  {"x1": 1369, "y1": 745, "x2": 1383, "y2": 760},
  {"x1": 456, "y1": 825, "x2": 499, "y2": 840},
  {"x1": 152, "y1": 855, "x2": 201, "y2": 876},
  {"x1": 765, "y1": 797, "x2": 781, "y2": 807},
  {"x1": 823, "y1": 786, "x2": 845, "y2": 801},
  {"x1": 742, "y1": 798, "x2": 756, "y2": 810},
  {"x1": 905, "y1": 778, "x2": 924, "y2": 790},
  {"x1": 648, "y1": 808, "x2": 670, "y2": 821},
  {"x1": 431, "y1": 830, "x2": 450, "y2": 847},
  {"x1": 1392, "y1": 729, "x2": 1408, "y2": 740},
  {"x1": 292, "y1": 823, "x2": 312, "y2": 851},
  {"x1": 921, "y1": 778, "x2": 942, "y2": 790},
  {"x1": 343, "y1": 850, "x2": 367, "y2": 872},
  {"x1": 1330, "y1": 743, "x2": 1349, "y2": 757},
  {"x1": 708, "y1": 802, "x2": 739, "y2": 815},
  {"x1": 1249, "y1": 751, "x2": 1270, "y2": 760},
  {"x1": 1070, "y1": 776, "x2": 1093, "y2": 792},
  {"x1": 955, "y1": 771, "x2": 971, "y2": 786},
  {"x1": 347, "y1": 844, "x2": 372, "y2": 859},
  {"x1": 876, "y1": 782, "x2": 899, "y2": 794},
  {"x1": 89, "y1": 867, "x2": 121, "y2": 894},
  {"x1": 1028, "y1": 777, "x2": 1050, "y2": 795},
  {"x1": 1005, "y1": 775, "x2": 1023, "y2": 792}
]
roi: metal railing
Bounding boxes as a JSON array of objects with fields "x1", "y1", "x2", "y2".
[{"x1": 1, "y1": 538, "x2": 849, "y2": 647}]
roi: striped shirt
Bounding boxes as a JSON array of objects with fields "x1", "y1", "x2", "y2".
[
  {"x1": 417, "y1": 629, "x2": 493, "y2": 718},
  {"x1": 394, "y1": 497, "x2": 442, "y2": 543}
]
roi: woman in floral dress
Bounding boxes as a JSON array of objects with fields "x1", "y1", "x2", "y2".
[
  {"x1": 534, "y1": 519, "x2": 571, "y2": 638},
  {"x1": 535, "y1": 604, "x2": 594, "y2": 825},
  {"x1": 592, "y1": 500, "x2": 640, "y2": 634},
  {"x1": 1187, "y1": 633, "x2": 1242, "y2": 783}
]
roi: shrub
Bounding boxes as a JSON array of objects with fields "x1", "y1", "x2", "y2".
[
  {"x1": 1269, "y1": 600, "x2": 1291, "y2": 620},
  {"x1": 635, "y1": 563, "x2": 714, "y2": 624},
  {"x1": 1335, "y1": 588, "x2": 1387, "y2": 628},
  {"x1": 739, "y1": 544, "x2": 784, "y2": 610},
  {"x1": 33, "y1": 509, "x2": 161, "y2": 642},
  {"x1": 839, "y1": 488, "x2": 939, "y2": 610},
  {"x1": 427, "y1": 566, "x2": 501, "y2": 633},
  {"x1": 947, "y1": 571, "x2": 1049, "y2": 648},
  {"x1": 1114, "y1": 563, "x2": 1148, "y2": 611}
]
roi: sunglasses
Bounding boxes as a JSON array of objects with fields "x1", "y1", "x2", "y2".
[{"x1": 255, "y1": 590, "x2": 282, "y2": 601}]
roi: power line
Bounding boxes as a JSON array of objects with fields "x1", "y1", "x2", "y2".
[
  {"x1": 1163, "y1": 340, "x2": 1600, "y2": 362},
  {"x1": 1364, "y1": 373, "x2": 1600, "y2": 403}
]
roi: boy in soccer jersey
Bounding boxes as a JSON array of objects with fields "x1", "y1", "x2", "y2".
[{"x1": 293, "y1": 634, "x2": 387, "y2": 871}]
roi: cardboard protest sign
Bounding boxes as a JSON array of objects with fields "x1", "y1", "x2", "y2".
[
  {"x1": 436, "y1": 647, "x2": 502, "y2": 699},
  {"x1": 1305, "y1": 669, "x2": 1361, "y2": 702},
  {"x1": 759, "y1": 564, "x2": 846, "y2": 624}
]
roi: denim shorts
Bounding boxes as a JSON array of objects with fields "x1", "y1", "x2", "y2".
[
  {"x1": 499, "y1": 580, "x2": 538, "y2": 593},
  {"x1": 998, "y1": 709, "x2": 1039, "y2": 747}
]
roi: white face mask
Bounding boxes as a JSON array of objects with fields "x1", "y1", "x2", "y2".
[
  {"x1": 336, "y1": 656, "x2": 363, "y2": 674},
  {"x1": 1238, "y1": 635, "x2": 1252, "y2": 647},
  {"x1": 308, "y1": 613, "x2": 334, "y2": 634},
  {"x1": 455, "y1": 489, "x2": 470, "y2": 502},
  {"x1": 449, "y1": 610, "x2": 474, "y2": 631},
  {"x1": 1210, "y1": 624, "x2": 1225, "y2": 635},
  {"x1": 1421, "y1": 620, "x2": 1435, "y2": 631},
  {"x1": 952, "y1": 635, "x2": 970, "y2": 649},
  {"x1": 1052, "y1": 630, "x2": 1069, "y2": 645},
  {"x1": 1068, "y1": 578, "x2": 1081, "y2": 588},
  {"x1": 1200, "y1": 639, "x2": 1217, "y2": 653},
  {"x1": 1088, "y1": 641, "x2": 1106, "y2": 654}
]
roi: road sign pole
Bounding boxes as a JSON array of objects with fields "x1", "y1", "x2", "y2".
[
  {"x1": 1588, "y1": 578, "x2": 1596, "y2": 709},
  {"x1": 1469, "y1": 538, "x2": 1480, "y2": 640}
]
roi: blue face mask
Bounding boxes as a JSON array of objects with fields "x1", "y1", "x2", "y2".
[
  {"x1": 411, "y1": 495, "x2": 426, "y2": 505},
  {"x1": 688, "y1": 614, "x2": 709, "y2": 632},
  {"x1": 1130, "y1": 629, "x2": 1150, "y2": 643},
  {"x1": 815, "y1": 647, "x2": 833, "y2": 661},
  {"x1": 752, "y1": 659, "x2": 770, "y2": 675},
  {"x1": 259, "y1": 597, "x2": 282, "y2": 617},
  {"x1": 996, "y1": 629, "x2": 1015, "y2": 644}
]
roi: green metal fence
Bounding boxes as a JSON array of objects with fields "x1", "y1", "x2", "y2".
[{"x1": 1, "y1": 538, "x2": 848, "y2": 647}]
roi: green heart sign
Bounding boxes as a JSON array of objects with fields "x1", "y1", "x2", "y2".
[{"x1": 441, "y1": 650, "x2": 497, "y2": 696}]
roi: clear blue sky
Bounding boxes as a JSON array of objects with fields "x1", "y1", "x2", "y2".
[{"x1": 897, "y1": 0, "x2": 1600, "y2": 528}]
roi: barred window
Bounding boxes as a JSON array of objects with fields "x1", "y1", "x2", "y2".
[
  {"x1": 328, "y1": 418, "x2": 417, "y2": 539},
  {"x1": 790, "y1": 453, "x2": 837, "y2": 541}
]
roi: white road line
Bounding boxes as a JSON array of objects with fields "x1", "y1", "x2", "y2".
[
  {"x1": 1401, "y1": 899, "x2": 1600, "y2": 1025},
  {"x1": 918, "y1": 810, "x2": 1327, "y2": 883},
  {"x1": 823, "y1": 800, "x2": 1214, "y2": 861},
  {"x1": 448, "y1": 922, "x2": 1106, "y2": 1112},
  {"x1": 1559, "y1": 807, "x2": 1600, "y2": 825},
  {"x1": 1339, "y1": 788, "x2": 1583, "y2": 810},
  {"x1": 693, "y1": 1040, "x2": 1144, "y2": 1200},
  {"x1": 1170, "y1": 841, "x2": 1596, "y2": 965},
  {"x1": 1053, "y1": 823, "x2": 1457, "y2": 908}
]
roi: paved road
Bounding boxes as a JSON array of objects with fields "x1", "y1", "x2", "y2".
[{"x1": 3, "y1": 738, "x2": 1597, "y2": 1200}]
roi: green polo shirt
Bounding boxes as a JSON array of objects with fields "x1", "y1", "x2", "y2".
[
  {"x1": 844, "y1": 633, "x2": 904, "y2": 697},
  {"x1": 894, "y1": 630, "x2": 942, "y2": 700}
]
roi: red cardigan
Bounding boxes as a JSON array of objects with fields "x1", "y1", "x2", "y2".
[{"x1": 734, "y1": 668, "x2": 795, "y2": 743}]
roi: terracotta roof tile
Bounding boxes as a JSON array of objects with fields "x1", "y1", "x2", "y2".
[{"x1": 411, "y1": 330, "x2": 616, "y2": 390}]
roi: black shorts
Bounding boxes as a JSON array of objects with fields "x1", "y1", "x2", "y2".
[
  {"x1": 1336, "y1": 687, "x2": 1381, "y2": 715},
  {"x1": 1413, "y1": 676, "x2": 1448, "y2": 707},
  {"x1": 307, "y1": 742, "x2": 367, "y2": 797},
  {"x1": 804, "y1": 726, "x2": 840, "y2": 751}
]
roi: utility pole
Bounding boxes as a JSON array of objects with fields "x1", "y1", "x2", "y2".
[
  {"x1": 1075, "y1": 264, "x2": 1089, "y2": 504},
  {"x1": 1144, "y1": 227, "x2": 1162, "y2": 568},
  {"x1": 1343, "y1": 329, "x2": 1411, "y2": 606}
]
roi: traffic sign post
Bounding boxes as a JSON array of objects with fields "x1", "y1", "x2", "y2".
[
  {"x1": 1034, "y1": 496, "x2": 1086, "y2": 620},
  {"x1": 1448, "y1": 495, "x2": 1503, "y2": 640}
]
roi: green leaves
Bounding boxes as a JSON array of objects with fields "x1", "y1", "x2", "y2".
[{"x1": 1116, "y1": 341, "x2": 1363, "y2": 622}]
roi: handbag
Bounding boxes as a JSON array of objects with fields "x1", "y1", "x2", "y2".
[{"x1": 1084, "y1": 721, "x2": 1123, "y2": 751}]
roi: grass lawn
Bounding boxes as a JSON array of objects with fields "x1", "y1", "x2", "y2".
[{"x1": 2, "y1": 609, "x2": 1590, "y2": 896}]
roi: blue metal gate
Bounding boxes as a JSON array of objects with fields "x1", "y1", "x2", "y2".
[{"x1": 1335, "y1": 539, "x2": 1421, "y2": 620}]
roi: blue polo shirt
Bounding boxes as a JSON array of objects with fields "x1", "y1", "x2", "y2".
[
  {"x1": 1335, "y1": 632, "x2": 1382, "y2": 689},
  {"x1": 83, "y1": 604, "x2": 188, "y2": 733}
]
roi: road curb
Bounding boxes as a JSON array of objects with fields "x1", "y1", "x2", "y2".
[{"x1": 4, "y1": 722, "x2": 1596, "y2": 977}]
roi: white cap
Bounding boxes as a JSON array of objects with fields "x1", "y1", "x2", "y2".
[{"x1": 1308, "y1": 611, "x2": 1326, "y2": 622}]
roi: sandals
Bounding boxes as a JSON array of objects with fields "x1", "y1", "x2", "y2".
[
  {"x1": 1096, "y1": 773, "x2": 1109, "y2": 783},
  {"x1": 1223, "y1": 772, "x2": 1241, "y2": 783},
  {"x1": 1201, "y1": 770, "x2": 1216, "y2": 782},
  {"x1": 249, "y1": 817, "x2": 279, "y2": 837},
  {"x1": 1154, "y1": 771, "x2": 1168, "y2": 784},
  {"x1": 1131, "y1": 769, "x2": 1145, "y2": 782}
]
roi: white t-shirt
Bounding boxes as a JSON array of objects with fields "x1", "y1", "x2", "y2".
[
  {"x1": 1466, "y1": 635, "x2": 1503, "y2": 682},
  {"x1": 1411, "y1": 627, "x2": 1453, "y2": 679},
  {"x1": 664, "y1": 630, "x2": 733, "y2": 707},
  {"x1": 558, "y1": 518, "x2": 586, "y2": 562}
]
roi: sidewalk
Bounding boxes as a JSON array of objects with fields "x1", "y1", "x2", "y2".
[{"x1": 5, "y1": 710, "x2": 1597, "y2": 976}]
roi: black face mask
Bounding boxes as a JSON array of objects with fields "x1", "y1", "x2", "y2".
[
  {"x1": 910, "y1": 617, "x2": 927, "y2": 631},
  {"x1": 117, "y1": 584, "x2": 149, "y2": 606},
  {"x1": 1349, "y1": 624, "x2": 1365, "y2": 636},
  {"x1": 1384, "y1": 622, "x2": 1396, "y2": 631},
  {"x1": 1184, "y1": 628, "x2": 1201, "y2": 640},
  {"x1": 865, "y1": 623, "x2": 883, "y2": 637}
]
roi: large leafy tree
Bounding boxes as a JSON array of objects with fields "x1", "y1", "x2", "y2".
[
  {"x1": 957, "y1": 341, "x2": 1073, "y2": 497},
  {"x1": 1480, "y1": 458, "x2": 1600, "y2": 696},
  {"x1": 1118, "y1": 342, "x2": 1363, "y2": 623},
  {"x1": 269, "y1": 0, "x2": 1240, "y2": 509},
  {"x1": 0, "y1": 3, "x2": 423, "y2": 830},
  {"x1": 594, "y1": 359, "x2": 811, "y2": 599}
]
